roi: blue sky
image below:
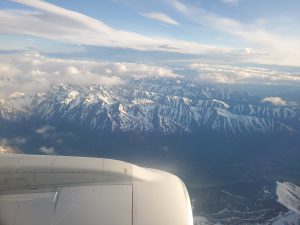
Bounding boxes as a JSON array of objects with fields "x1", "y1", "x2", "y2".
[{"x1": 0, "y1": 0, "x2": 299, "y2": 98}]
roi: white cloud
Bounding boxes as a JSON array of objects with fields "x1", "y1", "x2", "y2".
[
  {"x1": 141, "y1": 12, "x2": 179, "y2": 25},
  {"x1": 0, "y1": 138, "x2": 10, "y2": 146},
  {"x1": 0, "y1": 52, "x2": 180, "y2": 99},
  {"x1": 190, "y1": 63, "x2": 300, "y2": 85},
  {"x1": 170, "y1": 0, "x2": 188, "y2": 13},
  {"x1": 39, "y1": 146, "x2": 55, "y2": 155},
  {"x1": 169, "y1": 0, "x2": 300, "y2": 66},
  {"x1": 0, "y1": 142, "x2": 17, "y2": 154},
  {"x1": 65, "y1": 66, "x2": 79, "y2": 75},
  {"x1": 0, "y1": 0, "x2": 231, "y2": 56},
  {"x1": 221, "y1": 0, "x2": 240, "y2": 5},
  {"x1": 35, "y1": 125, "x2": 54, "y2": 135},
  {"x1": 1, "y1": 137, "x2": 27, "y2": 145},
  {"x1": 9, "y1": 92, "x2": 25, "y2": 99},
  {"x1": 14, "y1": 137, "x2": 27, "y2": 144},
  {"x1": 261, "y1": 97, "x2": 287, "y2": 106}
]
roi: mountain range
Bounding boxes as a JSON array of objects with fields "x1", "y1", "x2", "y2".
[{"x1": 1, "y1": 78, "x2": 299, "y2": 137}]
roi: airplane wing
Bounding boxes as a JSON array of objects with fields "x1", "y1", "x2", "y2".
[{"x1": 0, "y1": 154, "x2": 193, "y2": 225}]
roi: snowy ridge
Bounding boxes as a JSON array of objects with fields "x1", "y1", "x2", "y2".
[
  {"x1": 0, "y1": 103, "x2": 29, "y2": 122},
  {"x1": 192, "y1": 181, "x2": 300, "y2": 225},
  {"x1": 276, "y1": 181, "x2": 300, "y2": 214},
  {"x1": 268, "y1": 210, "x2": 300, "y2": 225}
]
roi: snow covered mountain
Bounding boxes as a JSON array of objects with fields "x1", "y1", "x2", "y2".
[
  {"x1": 0, "y1": 102, "x2": 29, "y2": 122},
  {"x1": 0, "y1": 78, "x2": 299, "y2": 136},
  {"x1": 193, "y1": 181, "x2": 300, "y2": 225},
  {"x1": 276, "y1": 182, "x2": 300, "y2": 215}
]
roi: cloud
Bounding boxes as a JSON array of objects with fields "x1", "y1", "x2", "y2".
[
  {"x1": 161, "y1": 146, "x2": 170, "y2": 153},
  {"x1": 0, "y1": 142, "x2": 17, "y2": 153},
  {"x1": 13, "y1": 137, "x2": 27, "y2": 144},
  {"x1": 35, "y1": 125, "x2": 54, "y2": 135},
  {"x1": 39, "y1": 146, "x2": 55, "y2": 154},
  {"x1": 0, "y1": 52, "x2": 180, "y2": 99},
  {"x1": 0, "y1": 0, "x2": 231, "y2": 56},
  {"x1": 190, "y1": 63, "x2": 300, "y2": 85},
  {"x1": 0, "y1": 138, "x2": 10, "y2": 146},
  {"x1": 0, "y1": 0, "x2": 298, "y2": 66},
  {"x1": 170, "y1": 0, "x2": 188, "y2": 13},
  {"x1": 0, "y1": 51, "x2": 298, "y2": 101},
  {"x1": 1, "y1": 137, "x2": 27, "y2": 145},
  {"x1": 141, "y1": 12, "x2": 179, "y2": 25},
  {"x1": 221, "y1": 0, "x2": 240, "y2": 5},
  {"x1": 261, "y1": 97, "x2": 287, "y2": 106},
  {"x1": 169, "y1": 0, "x2": 300, "y2": 66}
]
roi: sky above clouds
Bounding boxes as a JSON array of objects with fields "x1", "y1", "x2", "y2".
[{"x1": 0, "y1": 0, "x2": 299, "y2": 98}]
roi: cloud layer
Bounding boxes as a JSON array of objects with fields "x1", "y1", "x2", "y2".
[
  {"x1": 0, "y1": 52, "x2": 179, "y2": 99},
  {"x1": 190, "y1": 63, "x2": 300, "y2": 85},
  {"x1": 0, "y1": 51, "x2": 299, "y2": 102}
]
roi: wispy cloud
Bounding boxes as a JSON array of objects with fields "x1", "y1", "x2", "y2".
[
  {"x1": 221, "y1": 0, "x2": 240, "y2": 5},
  {"x1": 0, "y1": 0, "x2": 231, "y2": 56},
  {"x1": 169, "y1": 0, "x2": 300, "y2": 66},
  {"x1": 140, "y1": 12, "x2": 179, "y2": 25}
]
